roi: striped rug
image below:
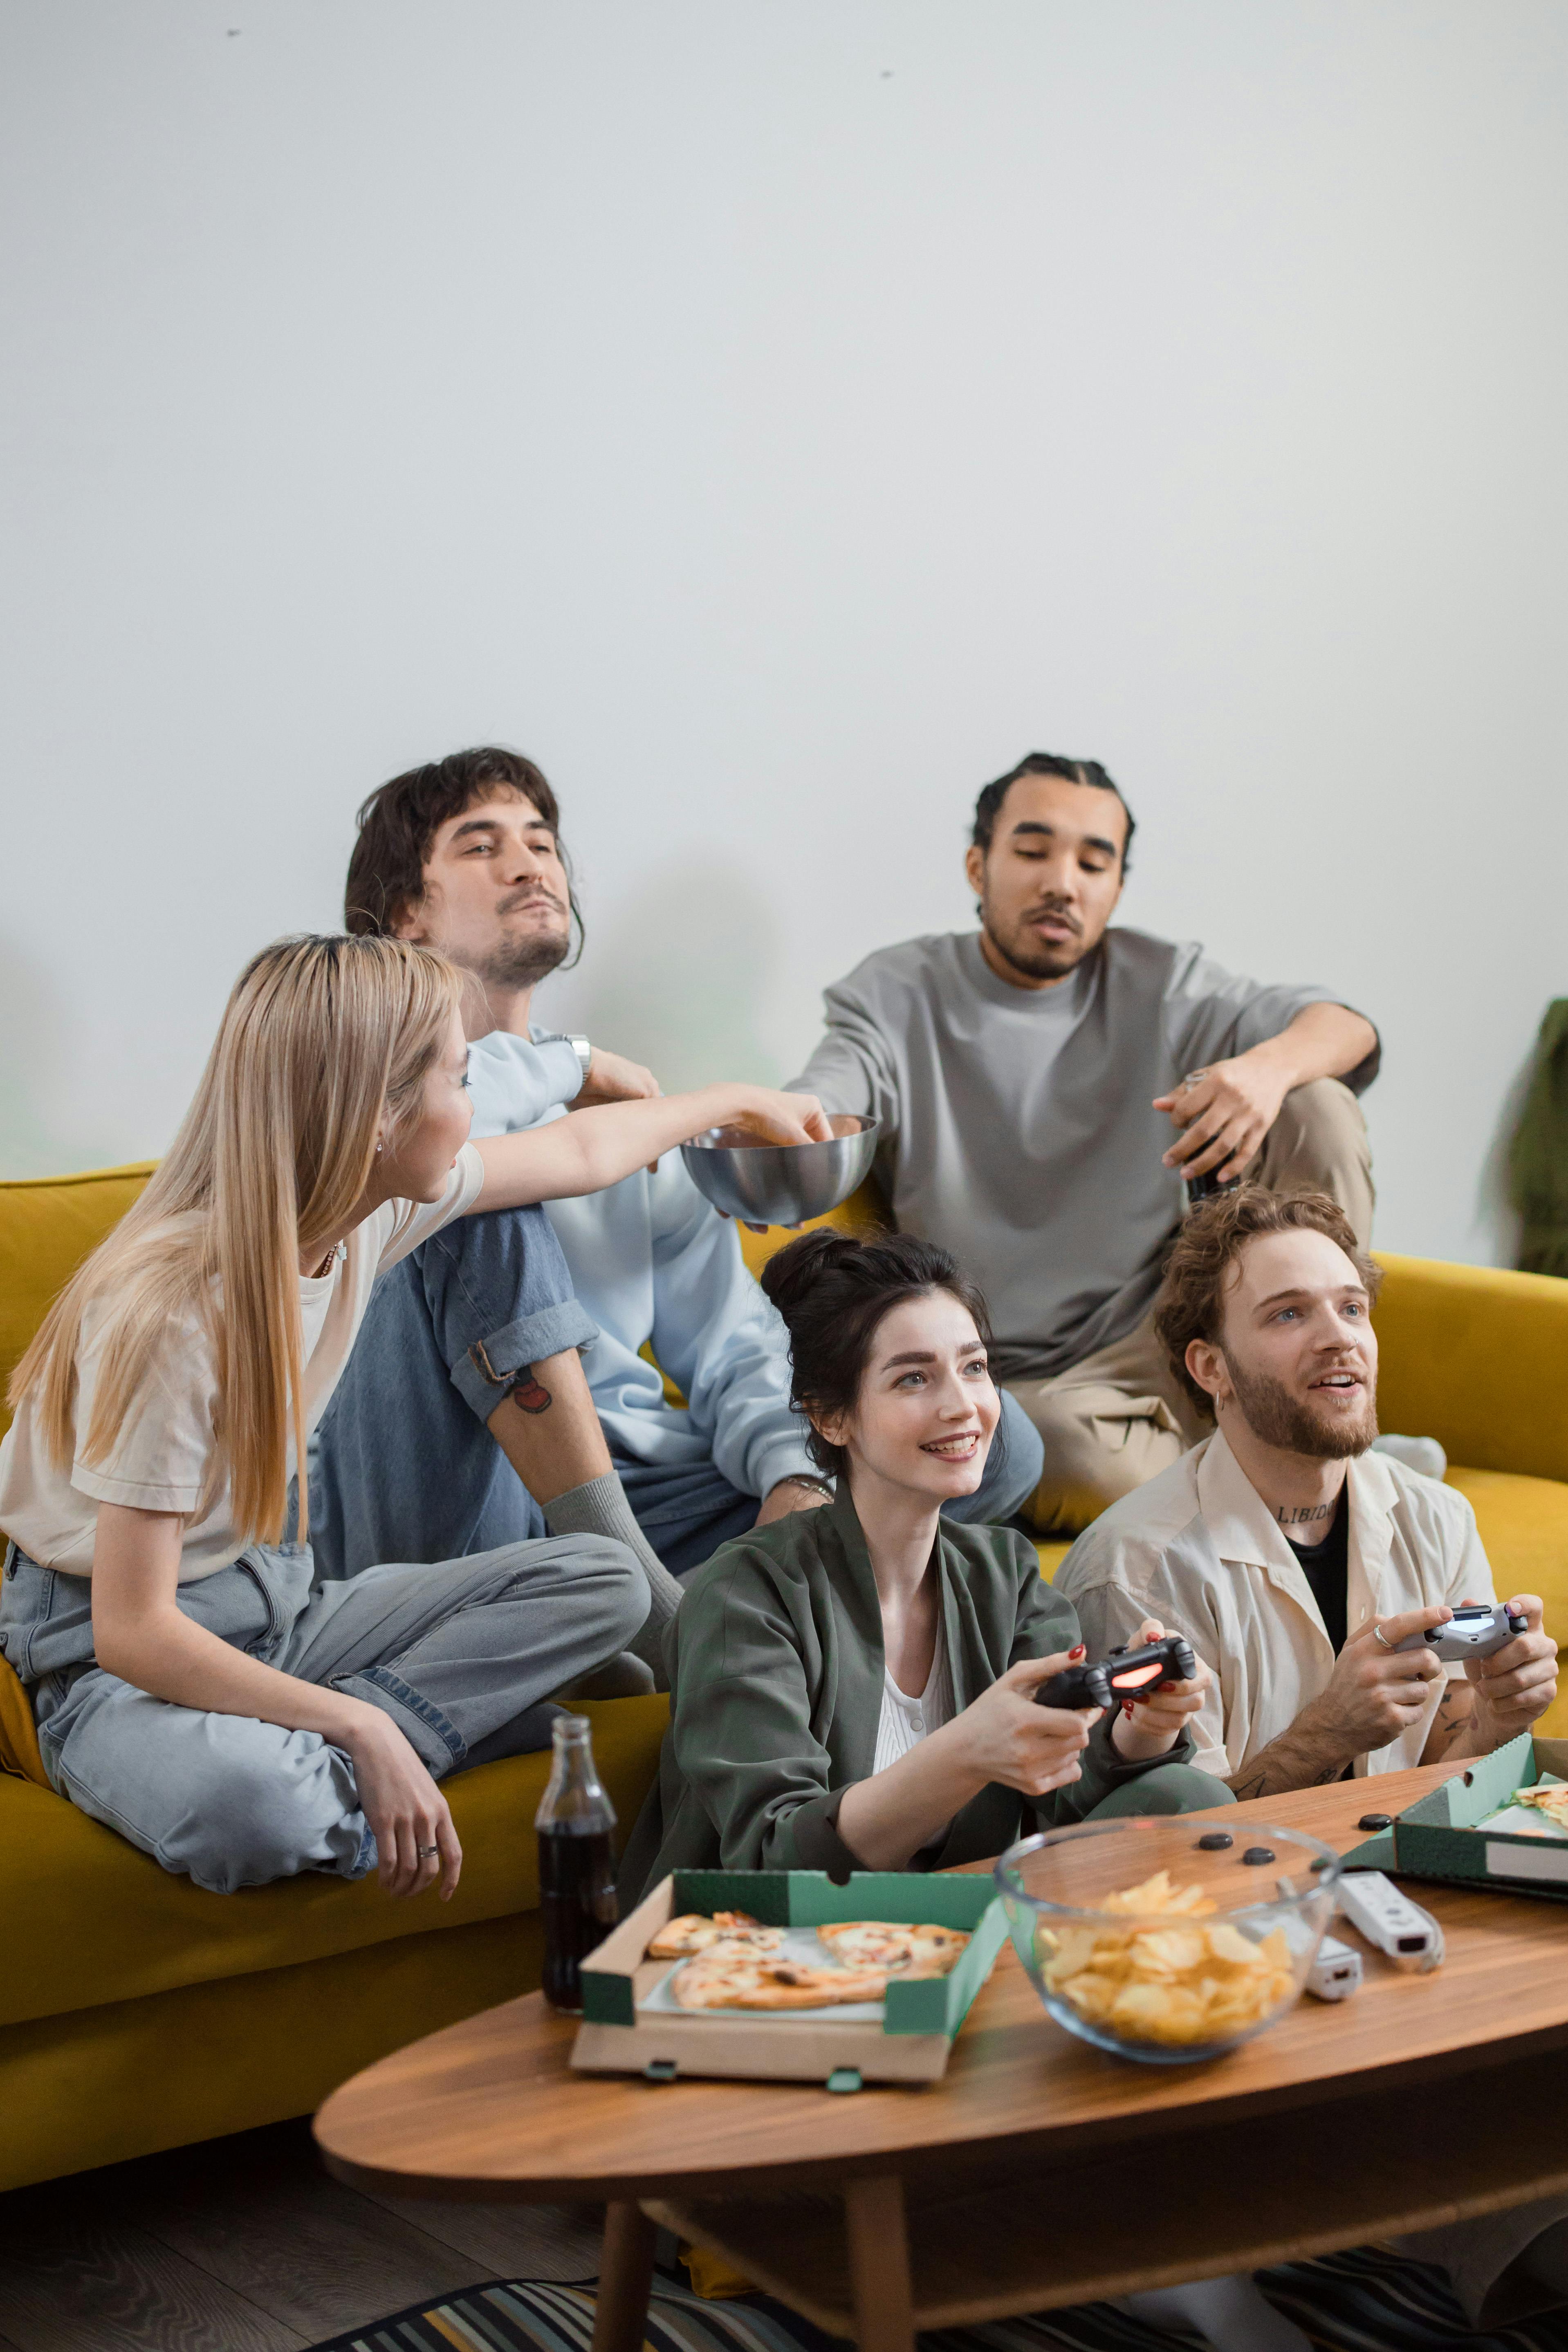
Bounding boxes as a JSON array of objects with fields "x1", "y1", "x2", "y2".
[{"x1": 308, "y1": 2249, "x2": 1568, "y2": 2352}]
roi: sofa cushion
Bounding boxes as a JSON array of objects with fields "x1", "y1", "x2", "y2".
[
  {"x1": 0, "y1": 1691, "x2": 669, "y2": 2031},
  {"x1": 1036, "y1": 1540, "x2": 1071, "y2": 1583},
  {"x1": 0, "y1": 1162, "x2": 156, "y2": 1445},
  {"x1": 1374, "y1": 1254, "x2": 1568, "y2": 1487},
  {"x1": 1448, "y1": 1466, "x2": 1568, "y2": 1739},
  {"x1": 0, "y1": 1650, "x2": 46, "y2": 1785}
]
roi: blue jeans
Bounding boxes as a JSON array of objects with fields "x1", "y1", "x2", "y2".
[
  {"x1": 312, "y1": 1204, "x2": 1047, "y2": 1581},
  {"x1": 311, "y1": 1204, "x2": 595, "y2": 1580},
  {"x1": 613, "y1": 1387, "x2": 1047, "y2": 1578},
  {"x1": 0, "y1": 1535, "x2": 646, "y2": 1892}
]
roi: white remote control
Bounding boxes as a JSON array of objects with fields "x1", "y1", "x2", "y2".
[
  {"x1": 1306, "y1": 1933, "x2": 1363, "y2": 2001},
  {"x1": 1337, "y1": 1872, "x2": 1445, "y2": 1972}
]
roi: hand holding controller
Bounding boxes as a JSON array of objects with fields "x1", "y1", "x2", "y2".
[
  {"x1": 1035, "y1": 1634, "x2": 1198, "y2": 1711},
  {"x1": 1395, "y1": 1602, "x2": 1528, "y2": 1663}
]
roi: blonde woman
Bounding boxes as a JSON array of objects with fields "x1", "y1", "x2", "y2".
[{"x1": 0, "y1": 934, "x2": 828, "y2": 1899}]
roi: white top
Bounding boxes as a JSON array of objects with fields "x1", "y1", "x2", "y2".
[
  {"x1": 1055, "y1": 1426, "x2": 1492, "y2": 1780},
  {"x1": 0, "y1": 1145, "x2": 485, "y2": 1581},
  {"x1": 873, "y1": 1622, "x2": 956, "y2": 1775}
]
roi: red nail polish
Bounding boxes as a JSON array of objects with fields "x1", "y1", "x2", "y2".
[
  {"x1": 1070, "y1": 1644, "x2": 1086, "y2": 1659},
  {"x1": 1122, "y1": 1699, "x2": 1135, "y2": 1718}
]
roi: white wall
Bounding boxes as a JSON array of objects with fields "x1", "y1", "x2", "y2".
[{"x1": 2, "y1": 0, "x2": 1564, "y2": 1260}]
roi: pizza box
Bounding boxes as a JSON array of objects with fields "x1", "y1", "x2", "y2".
[
  {"x1": 571, "y1": 1866, "x2": 1009, "y2": 2087},
  {"x1": 1341, "y1": 1733, "x2": 1568, "y2": 1899}
]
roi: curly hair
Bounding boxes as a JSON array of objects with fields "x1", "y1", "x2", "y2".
[{"x1": 1153, "y1": 1186, "x2": 1381, "y2": 1421}]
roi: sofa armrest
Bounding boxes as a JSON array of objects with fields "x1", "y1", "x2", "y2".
[{"x1": 1373, "y1": 1253, "x2": 1568, "y2": 1485}]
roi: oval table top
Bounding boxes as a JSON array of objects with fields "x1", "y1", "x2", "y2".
[{"x1": 316, "y1": 1764, "x2": 1568, "y2": 2205}]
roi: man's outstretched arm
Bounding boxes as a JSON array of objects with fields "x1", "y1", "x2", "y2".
[{"x1": 1155, "y1": 1002, "x2": 1379, "y2": 1187}]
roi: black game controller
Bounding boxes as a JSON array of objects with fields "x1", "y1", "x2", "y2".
[{"x1": 1036, "y1": 1634, "x2": 1198, "y2": 1711}]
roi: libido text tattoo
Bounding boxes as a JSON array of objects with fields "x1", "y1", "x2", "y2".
[
  {"x1": 1276, "y1": 1502, "x2": 1334, "y2": 1528},
  {"x1": 509, "y1": 1371, "x2": 553, "y2": 1416}
]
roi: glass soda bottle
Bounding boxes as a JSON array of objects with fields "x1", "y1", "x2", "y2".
[{"x1": 535, "y1": 1714, "x2": 619, "y2": 2011}]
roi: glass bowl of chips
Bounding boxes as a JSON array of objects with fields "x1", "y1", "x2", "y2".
[{"x1": 995, "y1": 1816, "x2": 1342, "y2": 2064}]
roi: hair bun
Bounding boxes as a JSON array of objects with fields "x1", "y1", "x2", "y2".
[{"x1": 758, "y1": 1227, "x2": 861, "y2": 1324}]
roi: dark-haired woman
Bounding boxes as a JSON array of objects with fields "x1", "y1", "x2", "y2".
[{"x1": 618, "y1": 1231, "x2": 1232, "y2": 1900}]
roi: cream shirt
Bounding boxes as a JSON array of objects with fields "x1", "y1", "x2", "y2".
[
  {"x1": 0, "y1": 1145, "x2": 485, "y2": 1581},
  {"x1": 1055, "y1": 1427, "x2": 1493, "y2": 1779}
]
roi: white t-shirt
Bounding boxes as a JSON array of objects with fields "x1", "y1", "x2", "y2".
[
  {"x1": 873, "y1": 1622, "x2": 956, "y2": 1775},
  {"x1": 0, "y1": 1145, "x2": 485, "y2": 1581}
]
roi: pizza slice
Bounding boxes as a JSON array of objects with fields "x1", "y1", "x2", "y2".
[
  {"x1": 646, "y1": 1911, "x2": 785, "y2": 1959},
  {"x1": 671, "y1": 1956, "x2": 891, "y2": 2011},
  {"x1": 816, "y1": 1920, "x2": 972, "y2": 1978}
]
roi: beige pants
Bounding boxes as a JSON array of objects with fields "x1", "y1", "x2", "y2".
[{"x1": 1009, "y1": 1078, "x2": 1374, "y2": 1535}]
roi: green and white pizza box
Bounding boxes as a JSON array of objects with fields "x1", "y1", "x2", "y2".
[
  {"x1": 1343, "y1": 1733, "x2": 1568, "y2": 1898},
  {"x1": 572, "y1": 1867, "x2": 1009, "y2": 2086}
]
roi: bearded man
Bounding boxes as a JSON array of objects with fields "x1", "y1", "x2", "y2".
[
  {"x1": 1055, "y1": 1187, "x2": 1558, "y2": 1793},
  {"x1": 792, "y1": 753, "x2": 1381, "y2": 1531},
  {"x1": 311, "y1": 747, "x2": 1039, "y2": 1666}
]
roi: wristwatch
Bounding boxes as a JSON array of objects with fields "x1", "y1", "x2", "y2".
[{"x1": 567, "y1": 1036, "x2": 592, "y2": 1080}]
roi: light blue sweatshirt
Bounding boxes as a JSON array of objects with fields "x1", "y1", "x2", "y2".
[{"x1": 464, "y1": 1032, "x2": 815, "y2": 1501}]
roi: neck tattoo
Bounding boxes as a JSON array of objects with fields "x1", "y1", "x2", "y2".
[{"x1": 1276, "y1": 1501, "x2": 1334, "y2": 1529}]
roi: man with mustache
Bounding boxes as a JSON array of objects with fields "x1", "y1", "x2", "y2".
[
  {"x1": 1056, "y1": 1183, "x2": 1568, "y2": 2341},
  {"x1": 792, "y1": 753, "x2": 1381, "y2": 1531},
  {"x1": 314, "y1": 747, "x2": 1039, "y2": 1652},
  {"x1": 1057, "y1": 1187, "x2": 1558, "y2": 1793}
]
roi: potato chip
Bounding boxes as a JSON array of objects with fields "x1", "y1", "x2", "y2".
[
  {"x1": 1039, "y1": 1868, "x2": 1300, "y2": 2047},
  {"x1": 1130, "y1": 1927, "x2": 1208, "y2": 1977},
  {"x1": 1205, "y1": 1921, "x2": 1265, "y2": 1968}
]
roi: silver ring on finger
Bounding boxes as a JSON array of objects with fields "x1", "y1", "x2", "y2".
[
  {"x1": 1372, "y1": 1624, "x2": 1395, "y2": 1650},
  {"x1": 1181, "y1": 1069, "x2": 1209, "y2": 1090},
  {"x1": 416, "y1": 1843, "x2": 440, "y2": 1857}
]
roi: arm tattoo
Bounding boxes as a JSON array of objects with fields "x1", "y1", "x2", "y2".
[
  {"x1": 1423, "y1": 1682, "x2": 1472, "y2": 1760},
  {"x1": 1228, "y1": 1755, "x2": 1343, "y2": 1802},
  {"x1": 508, "y1": 1370, "x2": 553, "y2": 1416}
]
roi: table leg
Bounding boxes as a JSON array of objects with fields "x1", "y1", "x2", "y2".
[
  {"x1": 843, "y1": 2175, "x2": 915, "y2": 2352},
  {"x1": 592, "y1": 2199, "x2": 658, "y2": 2352}
]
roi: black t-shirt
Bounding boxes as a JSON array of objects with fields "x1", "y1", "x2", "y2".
[{"x1": 1284, "y1": 1489, "x2": 1349, "y2": 1653}]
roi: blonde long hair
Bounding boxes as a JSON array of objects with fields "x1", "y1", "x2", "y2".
[{"x1": 9, "y1": 935, "x2": 463, "y2": 1548}]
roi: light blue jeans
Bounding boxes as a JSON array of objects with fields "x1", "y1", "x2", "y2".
[
  {"x1": 311, "y1": 1204, "x2": 1048, "y2": 1580},
  {"x1": 0, "y1": 1533, "x2": 646, "y2": 1893}
]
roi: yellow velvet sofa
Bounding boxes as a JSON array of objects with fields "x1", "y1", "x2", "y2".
[
  {"x1": 3, "y1": 1163, "x2": 1566, "y2": 2193},
  {"x1": 0, "y1": 1164, "x2": 672, "y2": 2193}
]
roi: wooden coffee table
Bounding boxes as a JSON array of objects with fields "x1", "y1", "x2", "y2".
[{"x1": 316, "y1": 1766, "x2": 1568, "y2": 2352}]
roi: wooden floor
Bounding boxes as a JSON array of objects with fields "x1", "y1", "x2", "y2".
[{"x1": 0, "y1": 2120, "x2": 608, "y2": 2352}]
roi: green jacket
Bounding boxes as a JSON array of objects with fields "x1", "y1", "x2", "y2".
[{"x1": 617, "y1": 1482, "x2": 1193, "y2": 1904}]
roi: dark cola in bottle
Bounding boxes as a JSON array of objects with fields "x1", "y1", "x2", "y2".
[
  {"x1": 1185, "y1": 1169, "x2": 1243, "y2": 1208},
  {"x1": 536, "y1": 1713, "x2": 619, "y2": 2011}
]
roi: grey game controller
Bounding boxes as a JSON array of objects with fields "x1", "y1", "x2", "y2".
[{"x1": 1395, "y1": 1602, "x2": 1528, "y2": 1663}]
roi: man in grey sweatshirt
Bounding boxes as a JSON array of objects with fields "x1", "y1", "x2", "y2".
[{"x1": 791, "y1": 752, "x2": 1380, "y2": 1534}]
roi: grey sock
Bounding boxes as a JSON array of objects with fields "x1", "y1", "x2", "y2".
[{"x1": 544, "y1": 1472, "x2": 684, "y2": 1689}]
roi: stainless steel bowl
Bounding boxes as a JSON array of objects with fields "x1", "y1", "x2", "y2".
[{"x1": 680, "y1": 1113, "x2": 879, "y2": 1226}]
